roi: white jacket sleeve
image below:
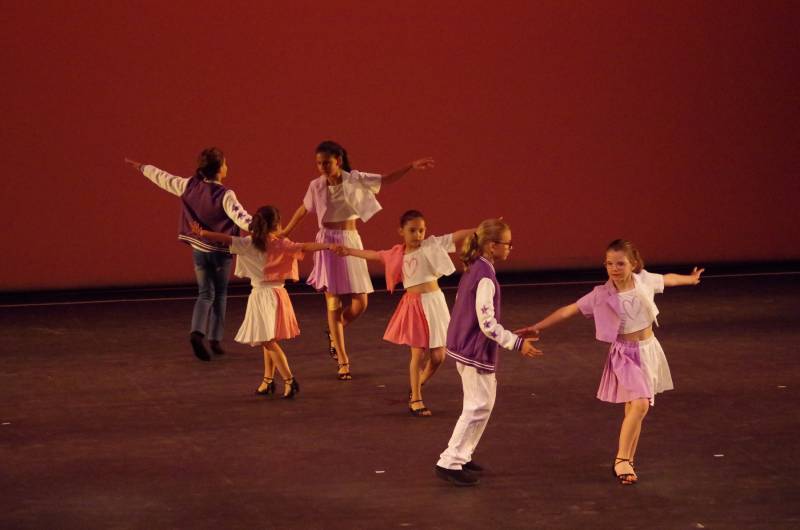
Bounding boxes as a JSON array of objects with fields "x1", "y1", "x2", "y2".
[
  {"x1": 475, "y1": 278, "x2": 523, "y2": 351},
  {"x1": 222, "y1": 190, "x2": 253, "y2": 231},
  {"x1": 141, "y1": 165, "x2": 188, "y2": 197}
]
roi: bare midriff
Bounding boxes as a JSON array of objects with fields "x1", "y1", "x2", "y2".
[
  {"x1": 322, "y1": 219, "x2": 358, "y2": 231},
  {"x1": 406, "y1": 280, "x2": 440, "y2": 294},
  {"x1": 618, "y1": 325, "x2": 654, "y2": 342}
]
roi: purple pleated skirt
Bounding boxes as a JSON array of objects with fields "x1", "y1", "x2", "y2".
[
  {"x1": 306, "y1": 228, "x2": 374, "y2": 295},
  {"x1": 596, "y1": 335, "x2": 674, "y2": 405}
]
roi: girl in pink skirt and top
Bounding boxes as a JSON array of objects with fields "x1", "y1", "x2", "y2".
[
  {"x1": 335, "y1": 210, "x2": 475, "y2": 416},
  {"x1": 279, "y1": 140, "x2": 435, "y2": 380},
  {"x1": 435, "y1": 219, "x2": 542, "y2": 487},
  {"x1": 515, "y1": 239, "x2": 704, "y2": 484},
  {"x1": 190, "y1": 206, "x2": 333, "y2": 398}
]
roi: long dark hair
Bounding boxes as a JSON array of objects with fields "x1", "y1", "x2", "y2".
[
  {"x1": 248, "y1": 206, "x2": 281, "y2": 252},
  {"x1": 195, "y1": 147, "x2": 224, "y2": 180},
  {"x1": 315, "y1": 140, "x2": 352, "y2": 172}
]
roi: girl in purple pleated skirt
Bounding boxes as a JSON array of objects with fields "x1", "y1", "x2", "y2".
[
  {"x1": 279, "y1": 140, "x2": 434, "y2": 380},
  {"x1": 515, "y1": 239, "x2": 704, "y2": 485}
]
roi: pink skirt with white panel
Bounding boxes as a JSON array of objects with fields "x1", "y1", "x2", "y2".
[
  {"x1": 383, "y1": 290, "x2": 450, "y2": 349},
  {"x1": 235, "y1": 283, "x2": 300, "y2": 346}
]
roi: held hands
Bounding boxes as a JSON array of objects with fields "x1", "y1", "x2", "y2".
[
  {"x1": 689, "y1": 266, "x2": 705, "y2": 285},
  {"x1": 189, "y1": 221, "x2": 204, "y2": 237},
  {"x1": 520, "y1": 338, "x2": 543, "y2": 358},
  {"x1": 331, "y1": 244, "x2": 350, "y2": 256},
  {"x1": 411, "y1": 157, "x2": 435, "y2": 171},
  {"x1": 513, "y1": 325, "x2": 540, "y2": 339}
]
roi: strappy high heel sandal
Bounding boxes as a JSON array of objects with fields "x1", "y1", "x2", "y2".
[
  {"x1": 612, "y1": 457, "x2": 637, "y2": 485},
  {"x1": 324, "y1": 329, "x2": 338, "y2": 361},
  {"x1": 282, "y1": 377, "x2": 300, "y2": 399},
  {"x1": 255, "y1": 377, "x2": 275, "y2": 396},
  {"x1": 408, "y1": 400, "x2": 432, "y2": 417},
  {"x1": 337, "y1": 362, "x2": 352, "y2": 381}
]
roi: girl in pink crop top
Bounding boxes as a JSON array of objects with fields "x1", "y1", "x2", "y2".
[
  {"x1": 191, "y1": 206, "x2": 332, "y2": 399},
  {"x1": 335, "y1": 209, "x2": 474, "y2": 417},
  {"x1": 515, "y1": 239, "x2": 704, "y2": 486}
]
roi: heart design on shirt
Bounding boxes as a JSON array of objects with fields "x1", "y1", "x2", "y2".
[
  {"x1": 403, "y1": 256, "x2": 418, "y2": 278},
  {"x1": 621, "y1": 295, "x2": 641, "y2": 320}
]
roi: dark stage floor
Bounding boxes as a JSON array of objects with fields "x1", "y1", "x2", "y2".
[{"x1": 2, "y1": 273, "x2": 799, "y2": 529}]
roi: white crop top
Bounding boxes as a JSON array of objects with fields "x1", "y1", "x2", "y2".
[
  {"x1": 617, "y1": 289, "x2": 653, "y2": 333},
  {"x1": 402, "y1": 234, "x2": 456, "y2": 288},
  {"x1": 322, "y1": 184, "x2": 359, "y2": 222}
]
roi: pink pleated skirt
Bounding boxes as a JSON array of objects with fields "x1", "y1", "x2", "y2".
[
  {"x1": 383, "y1": 290, "x2": 450, "y2": 349},
  {"x1": 234, "y1": 283, "x2": 300, "y2": 346},
  {"x1": 596, "y1": 335, "x2": 674, "y2": 405},
  {"x1": 307, "y1": 228, "x2": 374, "y2": 295}
]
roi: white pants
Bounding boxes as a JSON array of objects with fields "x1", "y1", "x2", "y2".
[{"x1": 437, "y1": 362, "x2": 497, "y2": 470}]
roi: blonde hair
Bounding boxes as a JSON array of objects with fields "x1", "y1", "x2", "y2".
[
  {"x1": 460, "y1": 218, "x2": 510, "y2": 269},
  {"x1": 605, "y1": 239, "x2": 644, "y2": 273}
]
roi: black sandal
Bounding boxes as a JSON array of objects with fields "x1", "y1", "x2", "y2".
[
  {"x1": 282, "y1": 377, "x2": 300, "y2": 399},
  {"x1": 337, "y1": 363, "x2": 352, "y2": 381},
  {"x1": 255, "y1": 377, "x2": 275, "y2": 396},
  {"x1": 408, "y1": 399, "x2": 432, "y2": 417},
  {"x1": 324, "y1": 329, "x2": 338, "y2": 361},
  {"x1": 612, "y1": 458, "x2": 637, "y2": 485}
]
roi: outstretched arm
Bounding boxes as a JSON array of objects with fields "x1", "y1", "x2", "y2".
[
  {"x1": 299, "y1": 242, "x2": 334, "y2": 252},
  {"x1": 451, "y1": 228, "x2": 475, "y2": 248},
  {"x1": 190, "y1": 221, "x2": 233, "y2": 246},
  {"x1": 333, "y1": 246, "x2": 381, "y2": 261},
  {"x1": 279, "y1": 204, "x2": 308, "y2": 238},
  {"x1": 381, "y1": 157, "x2": 435, "y2": 185},
  {"x1": 664, "y1": 267, "x2": 705, "y2": 287},
  {"x1": 515, "y1": 303, "x2": 580, "y2": 337},
  {"x1": 476, "y1": 278, "x2": 542, "y2": 357},
  {"x1": 125, "y1": 157, "x2": 188, "y2": 197}
]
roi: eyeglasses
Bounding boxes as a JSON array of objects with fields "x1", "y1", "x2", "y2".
[{"x1": 493, "y1": 240, "x2": 513, "y2": 250}]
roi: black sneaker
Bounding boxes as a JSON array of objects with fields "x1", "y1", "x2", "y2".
[
  {"x1": 435, "y1": 465, "x2": 479, "y2": 486},
  {"x1": 463, "y1": 461, "x2": 484, "y2": 473},
  {"x1": 190, "y1": 332, "x2": 211, "y2": 361},
  {"x1": 208, "y1": 340, "x2": 225, "y2": 356}
]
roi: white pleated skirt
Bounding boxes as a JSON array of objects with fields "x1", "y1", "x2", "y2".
[{"x1": 234, "y1": 282, "x2": 300, "y2": 346}]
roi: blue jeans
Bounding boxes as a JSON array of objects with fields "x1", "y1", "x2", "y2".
[{"x1": 191, "y1": 250, "x2": 233, "y2": 341}]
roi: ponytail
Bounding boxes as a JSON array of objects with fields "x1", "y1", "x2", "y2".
[
  {"x1": 460, "y1": 218, "x2": 510, "y2": 270},
  {"x1": 340, "y1": 147, "x2": 352, "y2": 172},
  {"x1": 249, "y1": 205, "x2": 281, "y2": 252},
  {"x1": 460, "y1": 232, "x2": 481, "y2": 269},
  {"x1": 316, "y1": 140, "x2": 352, "y2": 172}
]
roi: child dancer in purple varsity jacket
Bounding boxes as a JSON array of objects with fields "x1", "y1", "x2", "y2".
[
  {"x1": 334, "y1": 210, "x2": 475, "y2": 416},
  {"x1": 279, "y1": 141, "x2": 434, "y2": 381},
  {"x1": 189, "y1": 207, "x2": 333, "y2": 399},
  {"x1": 435, "y1": 219, "x2": 542, "y2": 487},
  {"x1": 515, "y1": 239, "x2": 704, "y2": 485},
  {"x1": 124, "y1": 149, "x2": 252, "y2": 362}
]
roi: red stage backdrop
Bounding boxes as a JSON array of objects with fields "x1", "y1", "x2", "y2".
[{"x1": 2, "y1": 1, "x2": 798, "y2": 291}]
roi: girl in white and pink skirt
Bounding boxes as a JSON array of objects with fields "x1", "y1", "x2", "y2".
[
  {"x1": 279, "y1": 140, "x2": 434, "y2": 381},
  {"x1": 515, "y1": 239, "x2": 704, "y2": 484},
  {"x1": 191, "y1": 206, "x2": 332, "y2": 399},
  {"x1": 336, "y1": 210, "x2": 474, "y2": 416}
]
